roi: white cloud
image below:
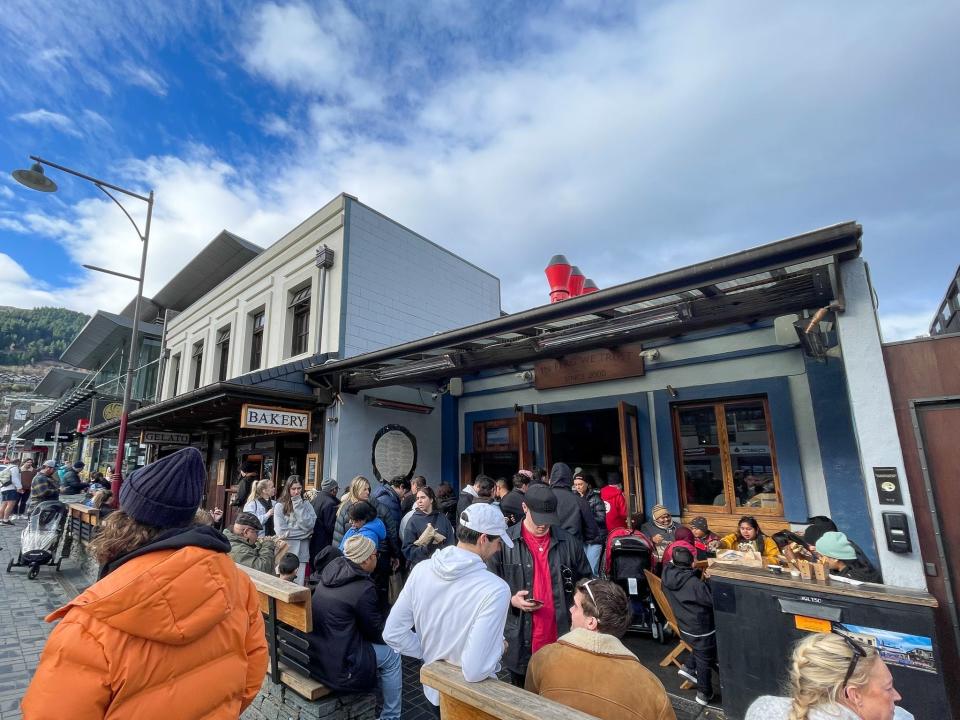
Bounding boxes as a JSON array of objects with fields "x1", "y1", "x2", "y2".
[
  {"x1": 0, "y1": 254, "x2": 58, "y2": 307},
  {"x1": 120, "y1": 63, "x2": 168, "y2": 96},
  {"x1": 9, "y1": 108, "x2": 81, "y2": 137},
  {"x1": 0, "y1": 187, "x2": 14, "y2": 201},
  {"x1": 242, "y1": 1, "x2": 382, "y2": 108},
  {"x1": 0, "y1": 217, "x2": 28, "y2": 233},
  {"x1": 261, "y1": 113, "x2": 293, "y2": 138},
  {"x1": 878, "y1": 312, "x2": 932, "y2": 343}
]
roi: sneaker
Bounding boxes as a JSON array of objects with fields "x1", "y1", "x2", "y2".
[
  {"x1": 678, "y1": 667, "x2": 697, "y2": 684},
  {"x1": 695, "y1": 691, "x2": 714, "y2": 706}
]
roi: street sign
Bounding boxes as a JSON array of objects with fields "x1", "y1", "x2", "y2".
[
  {"x1": 140, "y1": 431, "x2": 191, "y2": 445},
  {"x1": 44, "y1": 431, "x2": 75, "y2": 442}
]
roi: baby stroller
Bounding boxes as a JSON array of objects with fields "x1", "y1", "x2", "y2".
[
  {"x1": 607, "y1": 534, "x2": 664, "y2": 640},
  {"x1": 6, "y1": 500, "x2": 69, "y2": 579}
]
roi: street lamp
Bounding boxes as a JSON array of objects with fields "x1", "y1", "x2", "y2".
[{"x1": 12, "y1": 156, "x2": 153, "y2": 505}]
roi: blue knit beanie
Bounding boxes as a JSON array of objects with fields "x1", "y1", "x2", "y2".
[{"x1": 120, "y1": 447, "x2": 205, "y2": 528}]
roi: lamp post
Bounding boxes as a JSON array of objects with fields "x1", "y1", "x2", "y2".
[{"x1": 12, "y1": 156, "x2": 153, "y2": 505}]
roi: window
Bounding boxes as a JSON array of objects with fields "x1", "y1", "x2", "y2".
[
  {"x1": 673, "y1": 396, "x2": 782, "y2": 515},
  {"x1": 216, "y1": 326, "x2": 231, "y2": 382},
  {"x1": 170, "y1": 353, "x2": 181, "y2": 395},
  {"x1": 249, "y1": 310, "x2": 265, "y2": 371},
  {"x1": 191, "y1": 341, "x2": 204, "y2": 389},
  {"x1": 289, "y1": 285, "x2": 311, "y2": 356}
]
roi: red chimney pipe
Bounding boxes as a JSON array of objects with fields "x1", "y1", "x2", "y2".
[
  {"x1": 581, "y1": 278, "x2": 599, "y2": 294},
  {"x1": 545, "y1": 254, "x2": 572, "y2": 303},
  {"x1": 567, "y1": 266, "x2": 585, "y2": 297}
]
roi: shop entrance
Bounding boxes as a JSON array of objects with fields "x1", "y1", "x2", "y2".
[{"x1": 464, "y1": 401, "x2": 644, "y2": 513}]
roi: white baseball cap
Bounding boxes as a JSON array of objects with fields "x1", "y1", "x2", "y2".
[{"x1": 460, "y1": 503, "x2": 513, "y2": 548}]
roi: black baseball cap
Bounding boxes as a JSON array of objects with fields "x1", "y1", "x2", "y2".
[
  {"x1": 235, "y1": 511, "x2": 263, "y2": 531},
  {"x1": 523, "y1": 484, "x2": 560, "y2": 526}
]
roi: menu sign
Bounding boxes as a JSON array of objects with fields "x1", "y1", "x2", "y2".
[{"x1": 535, "y1": 343, "x2": 645, "y2": 390}]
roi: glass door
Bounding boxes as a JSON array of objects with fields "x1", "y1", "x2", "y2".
[{"x1": 618, "y1": 401, "x2": 644, "y2": 514}]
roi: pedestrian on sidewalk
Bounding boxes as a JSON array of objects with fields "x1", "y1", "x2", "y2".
[
  {"x1": 22, "y1": 447, "x2": 267, "y2": 720},
  {"x1": 384, "y1": 503, "x2": 512, "y2": 717},
  {"x1": 27, "y1": 460, "x2": 59, "y2": 514},
  {"x1": 0, "y1": 459, "x2": 22, "y2": 524},
  {"x1": 526, "y1": 578, "x2": 676, "y2": 720},
  {"x1": 15, "y1": 458, "x2": 34, "y2": 518}
]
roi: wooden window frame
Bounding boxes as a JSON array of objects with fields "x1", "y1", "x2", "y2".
[
  {"x1": 671, "y1": 395, "x2": 784, "y2": 517},
  {"x1": 291, "y1": 300, "x2": 310, "y2": 356},
  {"x1": 250, "y1": 310, "x2": 265, "y2": 371},
  {"x1": 191, "y1": 341, "x2": 204, "y2": 390},
  {"x1": 216, "y1": 326, "x2": 231, "y2": 382}
]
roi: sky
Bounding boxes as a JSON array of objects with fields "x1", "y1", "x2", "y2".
[{"x1": 0, "y1": 0, "x2": 957, "y2": 341}]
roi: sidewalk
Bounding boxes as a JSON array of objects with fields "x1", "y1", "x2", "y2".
[{"x1": 0, "y1": 516, "x2": 83, "y2": 720}]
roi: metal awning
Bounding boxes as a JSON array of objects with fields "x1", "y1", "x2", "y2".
[
  {"x1": 121, "y1": 230, "x2": 263, "y2": 322},
  {"x1": 33, "y1": 367, "x2": 91, "y2": 398},
  {"x1": 60, "y1": 311, "x2": 162, "y2": 369},
  {"x1": 16, "y1": 387, "x2": 96, "y2": 438},
  {"x1": 306, "y1": 221, "x2": 862, "y2": 391},
  {"x1": 85, "y1": 382, "x2": 318, "y2": 437}
]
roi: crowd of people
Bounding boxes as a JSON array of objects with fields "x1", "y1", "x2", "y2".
[{"x1": 13, "y1": 450, "x2": 911, "y2": 720}]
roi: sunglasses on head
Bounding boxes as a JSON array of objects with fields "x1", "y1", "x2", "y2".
[
  {"x1": 834, "y1": 631, "x2": 867, "y2": 689},
  {"x1": 581, "y1": 579, "x2": 597, "y2": 605}
]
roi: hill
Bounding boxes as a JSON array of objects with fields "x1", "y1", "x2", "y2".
[{"x1": 0, "y1": 306, "x2": 89, "y2": 366}]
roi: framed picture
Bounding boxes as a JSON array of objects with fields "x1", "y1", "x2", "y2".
[{"x1": 305, "y1": 453, "x2": 319, "y2": 489}]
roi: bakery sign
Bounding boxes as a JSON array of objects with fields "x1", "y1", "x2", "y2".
[{"x1": 240, "y1": 404, "x2": 311, "y2": 433}]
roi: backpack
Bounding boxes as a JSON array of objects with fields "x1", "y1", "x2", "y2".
[{"x1": 0, "y1": 466, "x2": 13, "y2": 489}]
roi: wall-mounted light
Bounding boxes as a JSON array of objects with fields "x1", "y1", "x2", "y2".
[
  {"x1": 638, "y1": 348, "x2": 661, "y2": 362},
  {"x1": 365, "y1": 396, "x2": 434, "y2": 414},
  {"x1": 374, "y1": 354, "x2": 458, "y2": 382},
  {"x1": 666, "y1": 384, "x2": 678, "y2": 398}
]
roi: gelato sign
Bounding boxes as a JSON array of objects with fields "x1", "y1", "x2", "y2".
[{"x1": 240, "y1": 404, "x2": 311, "y2": 433}]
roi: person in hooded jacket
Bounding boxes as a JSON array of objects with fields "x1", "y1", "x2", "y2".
[
  {"x1": 573, "y1": 471, "x2": 607, "y2": 574},
  {"x1": 549, "y1": 462, "x2": 602, "y2": 544},
  {"x1": 384, "y1": 503, "x2": 513, "y2": 714},
  {"x1": 22, "y1": 447, "x2": 267, "y2": 720},
  {"x1": 402, "y1": 486, "x2": 455, "y2": 568},
  {"x1": 661, "y1": 547, "x2": 717, "y2": 706},
  {"x1": 370, "y1": 475, "x2": 404, "y2": 564},
  {"x1": 307, "y1": 535, "x2": 401, "y2": 720}
]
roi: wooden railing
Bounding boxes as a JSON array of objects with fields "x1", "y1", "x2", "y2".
[
  {"x1": 67, "y1": 503, "x2": 101, "y2": 545},
  {"x1": 236, "y1": 563, "x2": 330, "y2": 701},
  {"x1": 420, "y1": 661, "x2": 598, "y2": 720}
]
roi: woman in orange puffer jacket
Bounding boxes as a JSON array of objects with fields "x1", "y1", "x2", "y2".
[{"x1": 22, "y1": 448, "x2": 267, "y2": 720}]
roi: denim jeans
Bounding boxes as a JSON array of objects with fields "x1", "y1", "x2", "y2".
[
  {"x1": 584, "y1": 543, "x2": 603, "y2": 576},
  {"x1": 373, "y1": 643, "x2": 402, "y2": 720}
]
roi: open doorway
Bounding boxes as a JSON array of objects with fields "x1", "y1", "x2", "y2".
[{"x1": 548, "y1": 409, "x2": 623, "y2": 487}]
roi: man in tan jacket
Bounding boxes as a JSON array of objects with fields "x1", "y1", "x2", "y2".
[{"x1": 526, "y1": 578, "x2": 676, "y2": 720}]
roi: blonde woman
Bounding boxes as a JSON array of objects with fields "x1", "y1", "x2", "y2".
[
  {"x1": 243, "y1": 478, "x2": 276, "y2": 536},
  {"x1": 332, "y1": 475, "x2": 372, "y2": 547},
  {"x1": 746, "y1": 632, "x2": 913, "y2": 720}
]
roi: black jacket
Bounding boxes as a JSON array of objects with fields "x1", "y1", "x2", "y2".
[
  {"x1": 370, "y1": 482, "x2": 401, "y2": 556},
  {"x1": 583, "y1": 489, "x2": 607, "y2": 545},
  {"x1": 549, "y1": 464, "x2": 601, "y2": 543},
  {"x1": 401, "y1": 509, "x2": 455, "y2": 567},
  {"x1": 400, "y1": 492, "x2": 417, "y2": 516},
  {"x1": 438, "y1": 495, "x2": 459, "y2": 529},
  {"x1": 455, "y1": 487, "x2": 478, "y2": 526},
  {"x1": 487, "y1": 522, "x2": 593, "y2": 675},
  {"x1": 309, "y1": 490, "x2": 338, "y2": 562},
  {"x1": 837, "y1": 557, "x2": 883, "y2": 584},
  {"x1": 59, "y1": 468, "x2": 86, "y2": 494},
  {"x1": 306, "y1": 556, "x2": 384, "y2": 692},
  {"x1": 660, "y1": 563, "x2": 715, "y2": 636},
  {"x1": 499, "y1": 490, "x2": 525, "y2": 527},
  {"x1": 232, "y1": 472, "x2": 256, "y2": 508}
]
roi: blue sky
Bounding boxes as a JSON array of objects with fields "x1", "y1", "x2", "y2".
[{"x1": 0, "y1": 1, "x2": 957, "y2": 340}]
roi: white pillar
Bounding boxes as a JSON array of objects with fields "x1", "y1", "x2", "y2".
[{"x1": 834, "y1": 258, "x2": 925, "y2": 589}]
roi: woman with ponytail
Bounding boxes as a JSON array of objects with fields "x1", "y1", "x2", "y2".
[{"x1": 746, "y1": 632, "x2": 913, "y2": 720}]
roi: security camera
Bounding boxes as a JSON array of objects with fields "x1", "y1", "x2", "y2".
[
  {"x1": 638, "y1": 348, "x2": 661, "y2": 362},
  {"x1": 430, "y1": 392, "x2": 439, "y2": 400},
  {"x1": 515, "y1": 370, "x2": 535, "y2": 382}
]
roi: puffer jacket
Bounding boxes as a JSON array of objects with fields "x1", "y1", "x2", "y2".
[
  {"x1": 549, "y1": 463, "x2": 601, "y2": 543},
  {"x1": 370, "y1": 482, "x2": 402, "y2": 556},
  {"x1": 333, "y1": 499, "x2": 394, "y2": 554},
  {"x1": 22, "y1": 525, "x2": 267, "y2": 720},
  {"x1": 718, "y1": 532, "x2": 780, "y2": 562},
  {"x1": 526, "y1": 628, "x2": 676, "y2": 720},
  {"x1": 487, "y1": 521, "x2": 593, "y2": 676},
  {"x1": 660, "y1": 563, "x2": 715, "y2": 637},
  {"x1": 306, "y1": 556, "x2": 384, "y2": 693},
  {"x1": 583, "y1": 489, "x2": 607, "y2": 546}
]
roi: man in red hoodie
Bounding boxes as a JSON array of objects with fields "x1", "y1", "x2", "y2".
[{"x1": 598, "y1": 474, "x2": 627, "y2": 532}]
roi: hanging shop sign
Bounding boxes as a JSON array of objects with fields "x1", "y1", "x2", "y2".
[
  {"x1": 140, "y1": 431, "x2": 191, "y2": 445},
  {"x1": 76, "y1": 418, "x2": 90, "y2": 434},
  {"x1": 534, "y1": 343, "x2": 645, "y2": 390},
  {"x1": 45, "y1": 431, "x2": 75, "y2": 442},
  {"x1": 240, "y1": 404, "x2": 312, "y2": 433}
]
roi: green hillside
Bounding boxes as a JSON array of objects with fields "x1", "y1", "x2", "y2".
[{"x1": 0, "y1": 306, "x2": 89, "y2": 365}]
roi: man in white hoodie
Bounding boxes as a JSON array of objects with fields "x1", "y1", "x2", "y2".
[{"x1": 384, "y1": 503, "x2": 512, "y2": 715}]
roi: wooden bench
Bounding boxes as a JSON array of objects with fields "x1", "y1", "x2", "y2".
[
  {"x1": 67, "y1": 503, "x2": 101, "y2": 546},
  {"x1": 236, "y1": 564, "x2": 329, "y2": 701},
  {"x1": 421, "y1": 660, "x2": 599, "y2": 720}
]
